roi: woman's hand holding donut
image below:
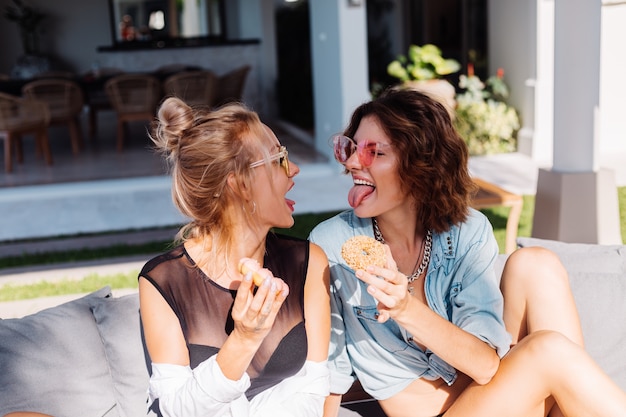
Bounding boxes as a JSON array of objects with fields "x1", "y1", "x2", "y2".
[
  {"x1": 233, "y1": 258, "x2": 290, "y2": 341},
  {"x1": 355, "y1": 245, "x2": 411, "y2": 323}
]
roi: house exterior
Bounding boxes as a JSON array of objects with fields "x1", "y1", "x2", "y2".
[{"x1": 1, "y1": 0, "x2": 624, "y2": 243}]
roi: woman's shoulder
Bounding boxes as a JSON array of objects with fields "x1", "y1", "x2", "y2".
[
  {"x1": 447, "y1": 208, "x2": 493, "y2": 236},
  {"x1": 140, "y1": 244, "x2": 186, "y2": 276},
  {"x1": 465, "y1": 207, "x2": 493, "y2": 229},
  {"x1": 309, "y1": 210, "x2": 370, "y2": 242},
  {"x1": 441, "y1": 208, "x2": 498, "y2": 257}
]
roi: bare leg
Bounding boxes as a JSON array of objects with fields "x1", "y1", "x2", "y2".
[
  {"x1": 500, "y1": 246, "x2": 585, "y2": 417},
  {"x1": 500, "y1": 247, "x2": 583, "y2": 345},
  {"x1": 446, "y1": 331, "x2": 626, "y2": 417}
]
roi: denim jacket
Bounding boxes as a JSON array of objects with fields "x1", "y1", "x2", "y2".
[{"x1": 309, "y1": 208, "x2": 511, "y2": 400}]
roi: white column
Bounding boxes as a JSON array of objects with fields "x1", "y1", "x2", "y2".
[
  {"x1": 532, "y1": 0, "x2": 622, "y2": 244},
  {"x1": 599, "y1": 2, "x2": 626, "y2": 155},
  {"x1": 530, "y1": 0, "x2": 555, "y2": 165},
  {"x1": 309, "y1": 0, "x2": 370, "y2": 160},
  {"x1": 553, "y1": 0, "x2": 600, "y2": 171}
]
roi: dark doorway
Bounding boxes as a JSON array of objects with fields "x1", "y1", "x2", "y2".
[
  {"x1": 275, "y1": 1, "x2": 313, "y2": 130},
  {"x1": 367, "y1": 0, "x2": 397, "y2": 92},
  {"x1": 404, "y1": 0, "x2": 488, "y2": 80}
]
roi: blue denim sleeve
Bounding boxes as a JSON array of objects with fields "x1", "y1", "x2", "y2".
[{"x1": 448, "y1": 216, "x2": 512, "y2": 357}]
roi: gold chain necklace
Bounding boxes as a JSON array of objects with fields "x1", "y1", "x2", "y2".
[{"x1": 372, "y1": 218, "x2": 432, "y2": 284}]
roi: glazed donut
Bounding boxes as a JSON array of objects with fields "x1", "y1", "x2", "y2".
[
  {"x1": 341, "y1": 235, "x2": 386, "y2": 271},
  {"x1": 238, "y1": 258, "x2": 268, "y2": 286}
]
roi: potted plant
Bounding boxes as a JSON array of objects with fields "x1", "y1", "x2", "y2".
[
  {"x1": 3, "y1": 0, "x2": 50, "y2": 78},
  {"x1": 387, "y1": 44, "x2": 461, "y2": 113},
  {"x1": 454, "y1": 67, "x2": 520, "y2": 155}
]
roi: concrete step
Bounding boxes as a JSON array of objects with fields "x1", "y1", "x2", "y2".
[{"x1": 0, "y1": 162, "x2": 353, "y2": 243}]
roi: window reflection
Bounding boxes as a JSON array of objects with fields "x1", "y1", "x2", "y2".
[{"x1": 110, "y1": 0, "x2": 224, "y2": 43}]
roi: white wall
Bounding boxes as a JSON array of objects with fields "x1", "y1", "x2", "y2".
[
  {"x1": 0, "y1": 0, "x2": 111, "y2": 75},
  {"x1": 309, "y1": 1, "x2": 370, "y2": 160},
  {"x1": 488, "y1": 0, "x2": 548, "y2": 162},
  {"x1": 600, "y1": 2, "x2": 626, "y2": 153},
  {"x1": 489, "y1": 0, "x2": 626, "y2": 167}
]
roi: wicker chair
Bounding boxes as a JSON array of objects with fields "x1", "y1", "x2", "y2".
[
  {"x1": 22, "y1": 78, "x2": 85, "y2": 155},
  {"x1": 83, "y1": 67, "x2": 124, "y2": 138},
  {"x1": 0, "y1": 93, "x2": 52, "y2": 173},
  {"x1": 163, "y1": 70, "x2": 219, "y2": 107},
  {"x1": 105, "y1": 74, "x2": 162, "y2": 151},
  {"x1": 214, "y1": 65, "x2": 251, "y2": 106}
]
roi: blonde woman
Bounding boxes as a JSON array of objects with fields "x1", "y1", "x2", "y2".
[{"x1": 139, "y1": 97, "x2": 331, "y2": 417}]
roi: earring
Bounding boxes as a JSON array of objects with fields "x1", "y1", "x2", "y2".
[{"x1": 251, "y1": 201, "x2": 257, "y2": 214}]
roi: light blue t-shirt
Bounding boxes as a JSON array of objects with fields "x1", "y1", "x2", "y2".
[{"x1": 309, "y1": 208, "x2": 511, "y2": 400}]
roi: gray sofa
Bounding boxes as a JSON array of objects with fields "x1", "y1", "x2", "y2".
[{"x1": 1, "y1": 237, "x2": 625, "y2": 417}]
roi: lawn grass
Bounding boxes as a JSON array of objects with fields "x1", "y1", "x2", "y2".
[
  {"x1": 0, "y1": 240, "x2": 174, "y2": 270},
  {"x1": 0, "y1": 272, "x2": 139, "y2": 302},
  {"x1": 1, "y1": 187, "x2": 624, "y2": 302}
]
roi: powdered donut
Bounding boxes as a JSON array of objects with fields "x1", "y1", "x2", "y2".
[
  {"x1": 238, "y1": 258, "x2": 267, "y2": 286},
  {"x1": 341, "y1": 235, "x2": 386, "y2": 271}
]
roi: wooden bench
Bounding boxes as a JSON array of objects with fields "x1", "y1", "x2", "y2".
[{"x1": 470, "y1": 178, "x2": 524, "y2": 254}]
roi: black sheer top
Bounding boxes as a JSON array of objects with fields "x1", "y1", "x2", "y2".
[{"x1": 140, "y1": 233, "x2": 310, "y2": 400}]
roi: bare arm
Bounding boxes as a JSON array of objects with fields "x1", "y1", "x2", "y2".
[
  {"x1": 390, "y1": 288, "x2": 499, "y2": 384},
  {"x1": 356, "y1": 247, "x2": 500, "y2": 385},
  {"x1": 139, "y1": 277, "x2": 190, "y2": 366},
  {"x1": 323, "y1": 393, "x2": 343, "y2": 417},
  {"x1": 304, "y1": 242, "x2": 331, "y2": 362}
]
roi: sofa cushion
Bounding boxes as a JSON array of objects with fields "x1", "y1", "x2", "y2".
[
  {"x1": 90, "y1": 293, "x2": 150, "y2": 417},
  {"x1": 0, "y1": 286, "x2": 121, "y2": 417},
  {"x1": 516, "y1": 237, "x2": 626, "y2": 391}
]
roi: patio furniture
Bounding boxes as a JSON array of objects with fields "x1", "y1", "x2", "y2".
[
  {"x1": 22, "y1": 78, "x2": 85, "y2": 155},
  {"x1": 214, "y1": 65, "x2": 251, "y2": 106},
  {"x1": 105, "y1": 74, "x2": 162, "y2": 151},
  {"x1": 154, "y1": 63, "x2": 202, "y2": 79},
  {"x1": 163, "y1": 70, "x2": 219, "y2": 107},
  {"x1": 0, "y1": 92, "x2": 52, "y2": 173},
  {"x1": 83, "y1": 67, "x2": 125, "y2": 138},
  {"x1": 470, "y1": 177, "x2": 524, "y2": 254}
]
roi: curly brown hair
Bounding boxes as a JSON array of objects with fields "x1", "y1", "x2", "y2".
[{"x1": 343, "y1": 87, "x2": 476, "y2": 233}]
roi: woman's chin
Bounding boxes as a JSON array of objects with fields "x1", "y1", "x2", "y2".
[
  {"x1": 274, "y1": 216, "x2": 294, "y2": 230},
  {"x1": 353, "y1": 205, "x2": 374, "y2": 219}
]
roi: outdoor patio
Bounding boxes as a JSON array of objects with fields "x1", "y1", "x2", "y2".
[
  {"x1": 1, "y1": 101, "x2": 623, "y2": 255},
  {"x1": 0, "y1": 108, "x2": 328, "y2": 189}
]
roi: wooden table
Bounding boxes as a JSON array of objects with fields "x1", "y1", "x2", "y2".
[{"x1": 471, "y1": 178, "x2": 524, "y2": 254}]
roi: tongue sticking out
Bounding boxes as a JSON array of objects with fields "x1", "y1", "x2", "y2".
[{"x1": 348, "y1": 184, "x2": 375, "y2": 208}]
